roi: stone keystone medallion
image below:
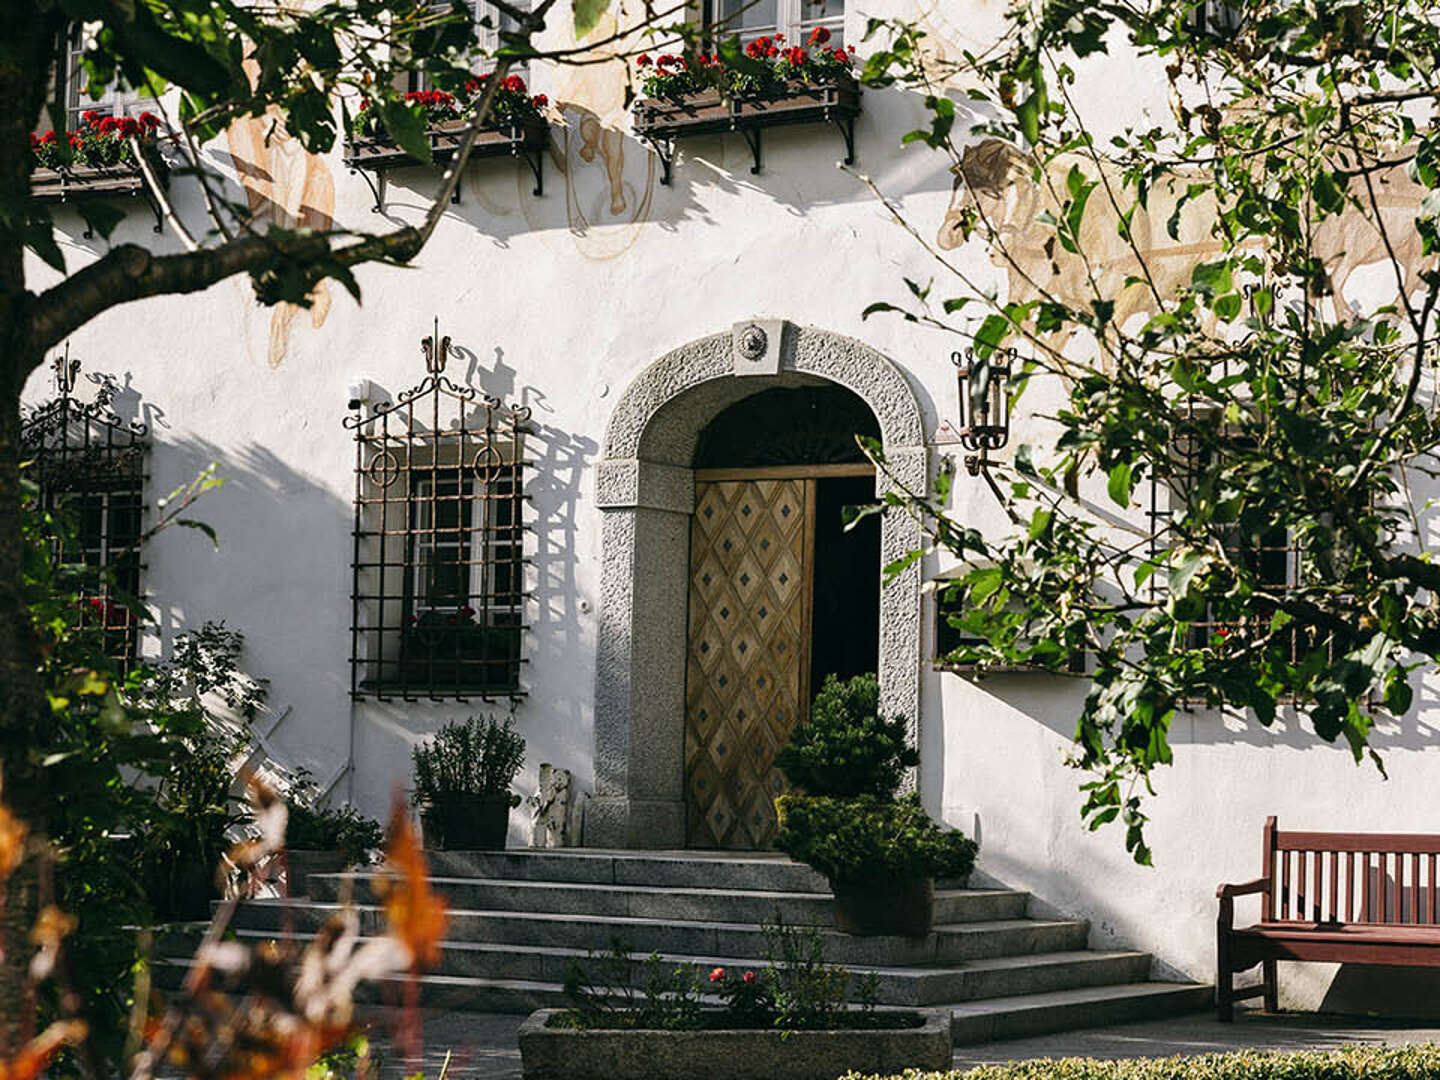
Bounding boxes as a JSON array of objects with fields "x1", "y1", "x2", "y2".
[{"x1": 731, "y1": 318, "x2": 783, "y2": 376}]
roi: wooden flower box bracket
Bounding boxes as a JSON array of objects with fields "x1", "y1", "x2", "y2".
[
  {"x1": 31, "y1": 155, "x2": 167, "y2": 238},
  {"x1": 633, "y1": 80, "x2": 860, "y2": 186},
  {"x1": 343, "y1": 116, "x2": 548, "y2": 213}
]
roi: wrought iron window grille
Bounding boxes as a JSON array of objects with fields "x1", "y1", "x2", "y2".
[
  {"x1": 346, "y1": 322, "x2": 534, "y2": 702},
  {"x1": 20, "y1": 348, "x2": 149, "y2": 667},
  {"x1": 1148, "y1": 399, "x2": 1345, "y2": 700}
]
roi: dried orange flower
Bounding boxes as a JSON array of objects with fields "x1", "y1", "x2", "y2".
[
  {"x1": 0, "y1": 800, "x2": 28, "y2": 883},
  {"x1": 372, "y1": 796, "x2": 447, "y2": 970},
  {"x1": 0, "y1": 1020, "x2": 87, "y2": 1080}
]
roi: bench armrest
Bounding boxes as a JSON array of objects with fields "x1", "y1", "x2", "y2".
[{"x1": 1216, "y1": 877, "x2": 1269, "y2": 899}]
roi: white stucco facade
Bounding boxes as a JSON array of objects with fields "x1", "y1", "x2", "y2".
[{"x1": 22, "y1": 0, "x2": 1440, "y2": 1016}]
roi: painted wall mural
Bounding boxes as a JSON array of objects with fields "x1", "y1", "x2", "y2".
[
  {"x1": 941, "y1": 138, "x2": 1434, "y2": 352},
  {"x1": 535, "y1": 9, "x2": 657, "y2": 260},
  {"x1": 226, "y1": 60, "x2": 337, "y2": 369}
]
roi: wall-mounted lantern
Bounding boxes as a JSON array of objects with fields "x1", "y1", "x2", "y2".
[{"x1": 953, "y1": 347, "x2": 1014, "y2": 475}]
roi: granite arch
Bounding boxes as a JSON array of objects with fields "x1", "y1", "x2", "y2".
[{"x1": 588, "y1": 322, "x2": 927, "y2": 847}]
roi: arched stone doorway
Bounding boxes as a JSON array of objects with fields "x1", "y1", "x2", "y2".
[{"x1": 588, "y1": 322, "x2": 927, "y2": 849}]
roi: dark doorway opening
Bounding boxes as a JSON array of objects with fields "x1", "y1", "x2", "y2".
[{"x1": 809, "y1": 474, "x2": 880, "y2": 699}]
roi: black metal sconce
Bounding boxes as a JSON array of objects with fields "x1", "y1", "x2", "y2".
[{"x1": 953, "y1": 347, "x2": 1014, "y2": 475}]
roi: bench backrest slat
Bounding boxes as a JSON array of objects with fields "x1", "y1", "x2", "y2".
[{"x1": 1263, "y1": 820, "x2": 1440, "y2": 926}]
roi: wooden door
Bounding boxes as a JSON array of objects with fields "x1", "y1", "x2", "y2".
[{"x1": 684, "y1": 476, "x2": 814, "y2": 849}]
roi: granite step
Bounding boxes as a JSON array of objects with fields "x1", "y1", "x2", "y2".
[
  {"x1": 423, "y1": 849, "x2": 830, "y2": 893},
  {"x1": 306, "y1": 874, "x2": 1026, "y2": 928},
  {"x1": 230, "y1": 900, "x2": 1054, "y2": 968},
  {"x1": 947, "y1": 981, "x2": 1214, "y2": 1044}
]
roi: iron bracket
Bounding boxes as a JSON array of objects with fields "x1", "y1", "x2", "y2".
[
  {"x1": 351, "y1": 166, "x2": 387, "y2": 214},
  {"x1": 832, "y1": 110, "x2": 857, "y2": 166},
  {"x1": 643, "y1": 135, "x2": 676, "y2": 186},
  {"x1": 739, "y1": 125, "x2": 763, "y2": 175},
  {"x1": 517, "y1": 140, "x2": 544, "y2": 197}
]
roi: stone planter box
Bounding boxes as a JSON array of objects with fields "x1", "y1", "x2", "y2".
[{"x1": 517, "y1": 1007, "x2": 953, "y2": 1080}]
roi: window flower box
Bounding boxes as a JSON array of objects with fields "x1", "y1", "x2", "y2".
[
  {"x1": 630, "y1": 33, "x2": 862, "y2": 183},
  {"x1": 30, "y1": 111, "x2": 167, "y2": 232},
  {"x1": 343, "y1": 78, "x2": 550, "y2": 209}
]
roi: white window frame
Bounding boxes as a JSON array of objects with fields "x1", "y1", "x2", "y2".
[
  {"x1": 413, "y1": 0, "x2": 531, "y2": 90},
  {"x1": 408, "y1": 468, "x2": 522, "y2": 626},
  {"x1": 705, "y1": 0, "x2": 844, "y2": 48},
  {"x1": 63, "y1": 25, "x2": 152, "y2": 131}
]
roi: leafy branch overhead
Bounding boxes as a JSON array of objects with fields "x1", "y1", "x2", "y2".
[{"x1": 859, "y1": 0, "x2": 1440, "y2": 862}]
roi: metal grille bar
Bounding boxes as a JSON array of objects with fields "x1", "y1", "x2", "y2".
[
  {"x1": 20, "y1": 350, "x2": 148, "y2": 667},
  {"x1": 345, "y1": 325, "x2": 532, "y2": 702}
]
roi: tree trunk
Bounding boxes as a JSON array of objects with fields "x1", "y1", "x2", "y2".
[{"x1": 0, "y1": 3, "x2": 62, "y2": 1053}]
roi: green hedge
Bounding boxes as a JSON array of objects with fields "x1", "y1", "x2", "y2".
[{"x1": 845, "y1": 1044, "x2": 1440, "y2": 1080}]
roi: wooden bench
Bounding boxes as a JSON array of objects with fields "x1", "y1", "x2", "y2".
[{"x1": 1216, "y1": 816, "x2": 1440, "y2": 1019}]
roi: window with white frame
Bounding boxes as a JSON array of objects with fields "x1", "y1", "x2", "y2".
[
  {"x1": 410, "y1": 0, "x2": 531, "y2": 91},
  {"x1": 706, "y1": 0, "x2": 844, "y2": 48},
  {"x1": 62, "y1": 25, "x2": 153, "y2": 130}
]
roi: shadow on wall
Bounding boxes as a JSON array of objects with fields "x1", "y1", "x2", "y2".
[
  {"x1": 452, "y1": 341, "x2": 601, "y2": 788},
  {"x1": 146, "y1": 433, "x2": 355, "y2": 797}
]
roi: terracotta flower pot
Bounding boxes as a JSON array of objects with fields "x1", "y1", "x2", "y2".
[{"x1": 832, "y1": 876, "x2": 934, "y2": 936}]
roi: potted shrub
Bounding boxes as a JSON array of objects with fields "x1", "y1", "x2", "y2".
[
  {"x1": 411, "y1": 715, "x2": 525, "y2": 850},
  {"x1": 285, "y1": 794, "x2": 384, "y2": 898},
  {"x1": 773, "y1": 673, "x2": 978, "y2": 936}
]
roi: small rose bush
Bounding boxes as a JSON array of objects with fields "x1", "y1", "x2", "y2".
[
  {"x1": 31, "y1": 109, "x2": 162, "y2": 170},
  {"x1": 349, "y1": 73, "x2": 548, "y2": 142},
  {"x1": 708, "y1": 965, "x2": 774, "y2": 1026},
  {"x1": 636, "y1": 26, "x2": 855, "y2": 99}
]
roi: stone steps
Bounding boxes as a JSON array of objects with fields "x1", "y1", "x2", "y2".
[
  {"x1": 232, "y1": 897, "x2": 1054, "y2": 967},
  {"x1": 213, "y1": 926, "x2": 1146, "y2": 1005},
  {"x1": 202, "y1": 848, "x2": 1210, "y2": 1043}
]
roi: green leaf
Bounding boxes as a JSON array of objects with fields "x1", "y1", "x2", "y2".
[
  {"x1": 968, "y1": 566, "x2": 1004, "y2": 602},
  {"x1": 176, "y1": 519, "x2": 220, "y2": 549},
  {"x1": 572, "y1": 0, "x2": 609, "y2": 38},
  {"x1": 1016, "y1": 92, "x2": 1040, "y2": 144},
  {"x1": 379, "y1": 100, "x2": 432, "y2": 164},
  {"x1": 1168, "y1": 549, "x2": 1206, "y2": 599},
  {"x1": 1107, "y1": 461, "x2": 1133, "y2": 507},
  {"x1": 1212, "y1": 292, "x2": 1242, "y2": 320},
  {"x1": 1028, "y1": 508, "x2": 1053, "y2": 541}
]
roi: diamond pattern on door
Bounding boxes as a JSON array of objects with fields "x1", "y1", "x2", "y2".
[{"x1": 686, "y1": 478, "x2": 812, "y2": 849}]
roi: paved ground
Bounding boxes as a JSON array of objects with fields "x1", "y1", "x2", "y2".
[{"x1": 354, "y1": 1007, "x2": 1440, "y2": 1079}]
